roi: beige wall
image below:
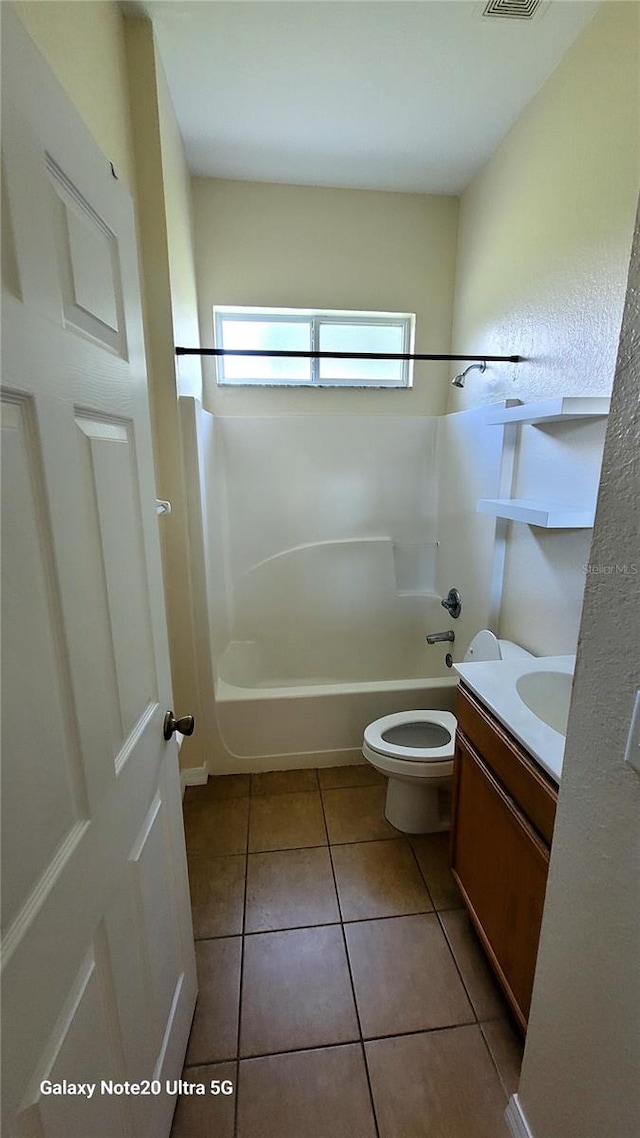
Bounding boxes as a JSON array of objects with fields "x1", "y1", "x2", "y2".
[
  {"x1": 155, "y1": 56, "x2": 202, "y2": 401},
  {"x1": 192, "y1": 178, "x2": 459, "y2": 416},
  {"x1": 515, "y1": 200, "x2": 640, "y2": 1138},
  {"x1": 124, "y1": 18, "x2": 208, "y2": 770},
  {"x1": 447, "y1": 1, "x2": 639, "y2": 657},
  {"x1": 12, "y1": 0, "x2": 136, "y2": 192}
]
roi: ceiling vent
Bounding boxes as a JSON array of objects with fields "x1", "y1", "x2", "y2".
[{"x1": 482, "y1": 0, "x2": 546, "y2": 19}]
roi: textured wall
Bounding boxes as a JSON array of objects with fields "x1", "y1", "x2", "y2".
[
  {"x1": 516, "y1": 200, "x2": 639, "y2": 1138},
  {"x1": 192, "y1": 178, "x2": 459, "y2": 416},
  {"x1": 447, "y1": 2, "x2": 639, "y2": 656}
]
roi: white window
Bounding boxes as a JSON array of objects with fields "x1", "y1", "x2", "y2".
[{"x1": 213, "y1": 306, "x2": 416, "y2": 387}]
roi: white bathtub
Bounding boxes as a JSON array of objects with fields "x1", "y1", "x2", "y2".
[{"x1": 213, "y1": 640, "x2": 458, "y2": 773}]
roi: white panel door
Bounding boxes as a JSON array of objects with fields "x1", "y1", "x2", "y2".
[{"x1": 1, "y1": 11, "x2": 197, "y2": 1138}]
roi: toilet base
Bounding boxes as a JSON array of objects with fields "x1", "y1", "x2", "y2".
[{"x1": 384, "y1": 777, "x2": 450, "y2": 834}]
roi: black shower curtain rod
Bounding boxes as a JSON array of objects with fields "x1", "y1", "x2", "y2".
[{"x1": 175, "y1": 347, "x2": 521, "y2": 362}]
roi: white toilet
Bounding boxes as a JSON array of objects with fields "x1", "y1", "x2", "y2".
[{"x1": 362, "y1": 630, "x2": 533, "y2": 834}]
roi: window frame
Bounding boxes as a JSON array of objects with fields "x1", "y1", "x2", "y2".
[{"x1": 212, "y1": 305, "x2": 416, "y2": 388}]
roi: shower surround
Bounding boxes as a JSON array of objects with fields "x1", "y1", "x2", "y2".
[{"x1": 181, "y1": 400, "x2": 460, "y2": 773}]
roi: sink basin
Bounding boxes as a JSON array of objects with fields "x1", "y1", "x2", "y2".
[
  {"x1": 515, "y1": 671, "x2": 573, "y2": 736},
  {"x1": 454, "y1": 653, "x2": 575, "y2": 782}
]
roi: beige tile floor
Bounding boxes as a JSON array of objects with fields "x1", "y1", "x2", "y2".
[{"x1": 172, "y1": 766, "x2": 523, "y2": 1138}]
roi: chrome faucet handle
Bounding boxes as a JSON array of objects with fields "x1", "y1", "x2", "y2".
[{"x1": 441, "y1": 588, "x2": 462, "y2": 619}]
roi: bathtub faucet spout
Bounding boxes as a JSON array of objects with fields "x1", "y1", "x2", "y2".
[{"x1": 425, "y1": 630, "x2": 455, "y2": 645}]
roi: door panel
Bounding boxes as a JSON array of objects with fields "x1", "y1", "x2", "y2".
[
  {"x1": 74, "y1": 414, "x2": 157, "y2": 745},
  {"x1": 2, "y1": 99, "x2": 61, "y2": 323},
  {"x1": 48, "y1": 155, "x2": 128, "y2": 357},
  {"x1": 1, "y1": 11, "x2": 196, "y2": 1136},
  {"x1": 1, "y1": 164, "x2": 22, "y2": 301},
  {"x1": 1, "y1": 395, "x2": 85, "y2": 933},
  {"x1": 104, "y1": 876, "x2": 156, "y2": 1083},
  {"x1": 129, "y1": 794, "x2": 182, "y2": 1046},
  {"x1": 17, "y1": 952, "x2": 128, "y2": 1138}
]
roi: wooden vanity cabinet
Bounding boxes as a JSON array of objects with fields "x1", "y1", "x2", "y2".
[{"x1": 450, "y1": 684, "x2": 559, "y2": 1032}]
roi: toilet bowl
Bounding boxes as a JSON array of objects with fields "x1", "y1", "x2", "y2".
[{"x1": 362, "y1": 630, "x2": 533, "y2": 834}]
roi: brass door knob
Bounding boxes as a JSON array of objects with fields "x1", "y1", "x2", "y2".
[{"x1": 163, "y1": 711, "x2": 195, "y2": 741}]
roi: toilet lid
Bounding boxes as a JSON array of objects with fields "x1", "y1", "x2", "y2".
[
  {"x1": 364, "y1": 710, "x2": 457, "y2": 762},
  {"x1": 464, "y1": 629, "x2": 502, "y2": 662}
]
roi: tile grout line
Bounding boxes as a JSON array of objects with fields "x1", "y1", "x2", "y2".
[
  {"x1": 250, "y1": 785, "x2": 320, "y2": 798},
  {"x1": 407, "y1": 839, "x2": 438, "y2": 911},
  {"x1": 319, "y1": 778, "x2": 382, "y2": 1138},
  {"x1": 404, "y1": 839, "x2": 487, "y2": 1021},
  {"x1": 188, "y1": 830, "x2": 418, "y2": 864},
  {"x1": 435, "y1": 905, "x2": 476, "y2": 1024},
  {"x1": 185, "y1": 771, "x2": 381, "y2": 807},
  {"x1": 435, "y1": 908, "x2": 482, "y2": 1026},
  {"x1": 478, "y1": 1020, "x2": 516, "y2": 1104},
  {"x1": 193, "y1": 905, "x2": 440, "y2": 943},
  {"x1": 411, "y1": 835, "x2": 486, "y2": 1027},
  {"x1": 181, "y1": 1016, "x2": 481, "y2": 1069}
]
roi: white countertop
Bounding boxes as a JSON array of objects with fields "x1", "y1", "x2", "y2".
[{"x1": 453, "y1": 655, "x2": 576, "y2": 783}]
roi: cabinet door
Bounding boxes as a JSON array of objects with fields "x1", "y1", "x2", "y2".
[{"x1": 451, "y1": 732, "x2": 550, "y2": 1028}]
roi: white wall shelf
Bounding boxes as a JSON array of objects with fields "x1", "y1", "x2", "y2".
[
  {"x1": 484, "y1": 397, "x2": 610, "y2": 426},
  {"x1": 477, "y1": 498, "x2": 595, "y2": 529},
  {"x1": 477, "y1": 396, "x2": 608, "y2": 529}
]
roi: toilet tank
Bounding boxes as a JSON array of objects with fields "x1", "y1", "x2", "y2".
[{"x1": 464, "y1": 630, "x2": 533, "y2": 663}]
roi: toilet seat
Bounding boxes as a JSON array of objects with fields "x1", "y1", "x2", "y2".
[
  {"x1": 360, "y1": 629, "x2": 533, "y2": 833},
  {"x1": 363, "y1": 710, "x2": 457, "y2": 762}
]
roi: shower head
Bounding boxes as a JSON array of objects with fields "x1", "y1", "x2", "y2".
[{"x1": 451, "y1": 360, "x2": 487, "y2": 388}]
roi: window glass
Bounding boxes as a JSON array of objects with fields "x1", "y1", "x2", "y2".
[
  {"x1": 213, "y1": 307, "x2": 414, "y2": 387},
  {"x1": 318, "y1": 321, "x2": 405, "y2": 384},
  {"x1": 217, "y1": 316, "x2": 312, "y2": 383}
]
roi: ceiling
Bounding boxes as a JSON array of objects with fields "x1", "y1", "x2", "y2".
[{"x1": 141, "y1": 1, "x2": 598, "y2": 194}]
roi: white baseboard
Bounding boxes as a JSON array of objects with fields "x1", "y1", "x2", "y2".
[
  {"x1": 180, "y1": 764, "x2": 208, "y2": 798},
  {"x1": 505, "y1": 1095, "x2": 535, "y2": 1138}
]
